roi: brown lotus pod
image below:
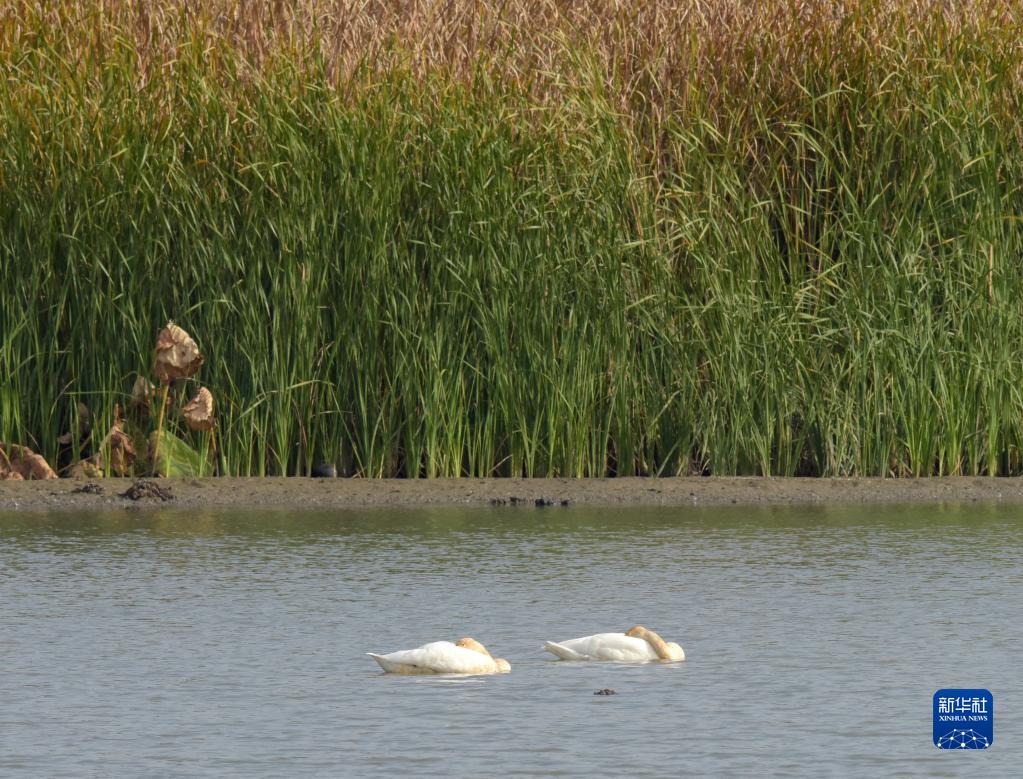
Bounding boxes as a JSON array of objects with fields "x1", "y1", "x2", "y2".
[
  {"x1": 77, "y1": 402, "x2": 92, "y2": 434},
  {"x1": 131, "y1": 375, "x2": 155, "y2": 405},
  {"x1": 153, "y1": 321, "x2": 204, "y2": 384},
  {"x1": 107, "y1": 422, "x2": 137, "y2": 476},
  {"x1": 58, "y1": 401, "x2": 94, "y2": 445},
  {"x1": 128, "y1": 375, "x2": 156, "y2": 422},
  {"x1": 0, "y1": 444, "x2": 58, "y2": 480},
  {"x1": 181, "y1": 386, "x2": 215, "y2": 431}
]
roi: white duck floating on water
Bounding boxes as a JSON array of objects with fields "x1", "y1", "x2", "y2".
[
  {"x1": 368, "y1": 637, "x2": 511, "y2": 675},
  {"x1": 543, "y1": 625, "x2": 685, "y2": 662}
]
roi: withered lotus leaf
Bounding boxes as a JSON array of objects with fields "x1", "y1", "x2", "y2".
[
  {"x1": 153, "y1": 322, "x2": 204, "y2": 384},
  {"x1": 181, "y1": 386, "x2": 215, "y2": 431},
  {"x1": 67, "y1": 456, "x2": 104, "y2": 479},
  {"x1": 108, "y1": 423, "x2": 137, "y2": 476},
  {"x1": 0, "y1": 444, "x2": 58, "y2": 480}
]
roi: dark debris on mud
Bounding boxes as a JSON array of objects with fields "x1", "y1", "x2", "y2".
[
  {"x1": 120, "y1": 480, "x2": 174, "y2": 502},
  {"x1": 489, "y1": 496, "x2": 570, "y2": 507},
  {"x1": 71, "y1": 482, "x2": 104, "y2": 495}
]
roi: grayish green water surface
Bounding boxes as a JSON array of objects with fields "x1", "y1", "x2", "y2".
[{"x1": 2, "y1": 504, "x2": 1021, "y2": 776}]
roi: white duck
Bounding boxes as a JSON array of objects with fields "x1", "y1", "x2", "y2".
[
  {"x1": 543, "y1": 625, "x2": 685, "y2": 662},
  {"x1": 368, "y1": 637, "x2": 511, "y2": 675}
]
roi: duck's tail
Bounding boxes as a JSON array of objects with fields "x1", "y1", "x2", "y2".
[
  {"x1": 543, "y1": 641, "x2": 585, "y2": 661},
  {"x1": 366, "y1": 652, "x2": 395, "y2": 672}
]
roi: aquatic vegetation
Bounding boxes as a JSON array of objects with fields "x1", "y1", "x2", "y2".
[
  {"x1": 1, "y1": 2, "x2": 1022, "y2": 477},
  {"x1": 146, "y1": 323, "x2": 217, "y2": 476},
  {"x1": 50, "y1": 322, "x2": 219, "y2": 477},
  {"x1": 151, "y1": 322, "x2": 205, "y2": 468}
]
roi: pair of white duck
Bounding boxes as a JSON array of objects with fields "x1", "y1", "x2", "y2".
[{"x1": 367, "y1": 625, "x2": 684, "y2": 675}]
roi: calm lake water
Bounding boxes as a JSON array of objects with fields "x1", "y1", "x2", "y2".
[{"x1": 1, "y1": 503, "x2": 1020, "y2": 776}]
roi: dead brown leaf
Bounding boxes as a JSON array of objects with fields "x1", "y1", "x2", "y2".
[{"x1": 0, "y1": 444, "x2": 58, "y2": 480}]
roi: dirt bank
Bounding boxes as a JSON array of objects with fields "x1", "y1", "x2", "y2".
[{"x1": 4, "y1": 476, "x2": 1023, "y2": 513}]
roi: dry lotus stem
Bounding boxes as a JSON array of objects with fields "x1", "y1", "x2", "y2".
[
  {"x1": 153, "y1": 321, "x2": 204, "y2": 384},
  {"x1": 0, "y1": 444, "x2": 58, "y2": 480},
  {"x1": 181, "y1": 386, "x2": 215, "y2": 431}
]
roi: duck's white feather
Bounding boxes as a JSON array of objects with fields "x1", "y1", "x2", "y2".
[
  {"x1": 368, "y1": 641, "x2": 506, "y2": 675},
  {"x1": 543, "y1": 632, "x2": 665, "y2": 662},
  {"x1": 542, "y1": 641, "x2": 586, "y2": 661}
]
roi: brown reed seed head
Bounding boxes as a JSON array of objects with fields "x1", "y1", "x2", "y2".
[{"x1": 3, "y1": 2, "x2": 1019, "y2": 119}]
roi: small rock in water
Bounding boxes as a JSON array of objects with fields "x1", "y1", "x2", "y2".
[
  {"x1": 594, "y1": 688, "x2": 617, "y2": 696},
  {"x1": 535, "y1": 497, "x2": 554, "y2": 507},
  {"x1": 311, "y1": 461, "x2": 337, "y2": 478}
]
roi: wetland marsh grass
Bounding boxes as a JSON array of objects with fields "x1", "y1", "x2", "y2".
[{"x1": 2, "y1": 1, "x2": 1022, "y2": 477}]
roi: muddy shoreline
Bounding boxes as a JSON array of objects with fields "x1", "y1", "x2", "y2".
[{"x1": 4, "y1": 476, "x2": 1023, "y2": 513}]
